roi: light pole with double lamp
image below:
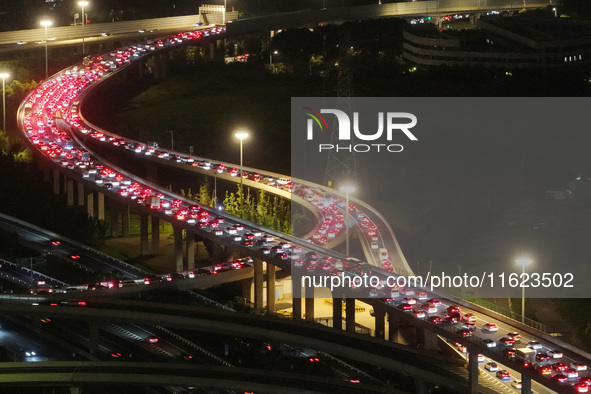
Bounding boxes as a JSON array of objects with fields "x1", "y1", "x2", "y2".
[
  {"x1": 516, "y1": 257, "x2": 532, "y2": 324},
  {"x1": 40, "y1": 20, "x2": 52, "y2": 79},
  {"x1": 79, "y1": 1, "x2": 89, "y2": 54}
]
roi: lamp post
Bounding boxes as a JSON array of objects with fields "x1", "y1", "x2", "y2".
[
  {"x1": 553, "y1": 7, "x2": 557, "y2": 17},
  {"x1": 339, "y1": 185, "x2": 355, "y2": 257},
  {"x1": 79, "y1": 1, "x2": 89, "y2": 54},
  {"x1": 516, "y1": 257, "x2": 532, "y2": 324},
  {"x1": 0, "y1": 73, "x2": 8, "y2": 133},
  {"x1": 40, "y1": 20, "x2": 52, "y2": 79},
  {"x1": 166, "y1": 130, "x2": 174, "y2": 151},
  {"x1": 234, "y1": 131, "x2": 249, "y2": 190}
]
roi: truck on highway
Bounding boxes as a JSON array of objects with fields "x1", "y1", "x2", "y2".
[{"x1": 514, "y1": 347, "x2": 536, "y2": 363}]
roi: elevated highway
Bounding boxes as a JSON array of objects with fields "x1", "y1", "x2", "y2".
[{"x1": 12, "y1": 5, "x2": 585, "y2": 394}]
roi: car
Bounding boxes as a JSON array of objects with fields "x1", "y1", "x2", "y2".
[
  {"x1": 420, "y1": 303, "x2": 438, "y2": 314},
  {"x1": 457, "y1": 329, "x2": 472, "y2": 338},
  {"x1": 417, "y1": 292, "x2": 428, "y2": 300},
  {"x1": 527, "y1": 341, "x2": 542, "y2": 350},
  {"x1": 484, "y1": 362, "x2": 498, "y2": 372},
  {"x1": 574, "y1": 383, "x2": 589, "y2": 393},
  {"x1": 497, "y1": 337, "x2": 515, "y2": 347},
  {"x1": 413, "y1": 310, "x2": 426, "y2": 319},
  {"x1": 25, "y1": 351, "x2": 36, "y2": 357},
  {"x1": 496, "y1": 370, "x2": 510, "y2": 380},
  {"x1": 425, "y1": 316, "x2": 443, "y2": 324},
  {"x1": 548, "y1": 350, "x2": 563, "y2": 359},
  {"x1": 482, "y1": 323, "x2": 498, "y2": 332},
  {"x1": 566, "y1": 368, "x2": 580, "y2": 379},
  {"x1": 148, "y1": 336, "x2": 159, "y2": 343},
  {"x1": 427, "y1": 298, "x2": 442, "y2": 306},
  {"x1": 552, "y1": 374, "x2": 568, "y2": 383},
  {"x1": 502, "y1": 348, "x2": 516, "y2": 360},
  {"x1": 446, "y1": 306, "x2": 461, "y2": 314},
  {"x1": 553, "y1": 362, "x2": 569, "y2": 372},
  {"x1": 535, "y1": 353, "x2": 551, "y2": 363},
  {"x1": 511, "y1": 380, "x2": 522, "y2": 389},
  {"x1": 462, "y1": 313, "x2": 477, "y2": 323},
  {"x1": 505, "y1": 332, "x2": 521, "y2": 342},
  {"x1": 462, "y1": 322, "x2": 477, "y2": 331},
  {"x1": 454, "y1": 342, "x2": 467, "y2": 353},
  {"x1": 537, "y1": 365, "x2": 552, "y2": 375},
  {"x1": 445, "y1": 312, "x2": 461, "y2": 323},
  {"x1": 482, "y1": 339, "x2": 496, "y2": 348},
  {"x1": 397, "y1": 303, "x2": 413, "y2": 312},
  {"x1": 571, "y1": 362, "x2": 588, "y2": 371}
]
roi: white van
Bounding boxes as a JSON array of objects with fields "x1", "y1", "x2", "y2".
[{"x1": 378, "y1": 248, "x2": 389, "y2": 262}]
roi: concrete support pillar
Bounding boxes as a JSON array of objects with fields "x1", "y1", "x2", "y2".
[
  {"x1": 86, "y1": 191, "x2": 94, "y2": 218},
  {"x1": 89, "y1": 320, "x2": 99, "y2": 355},
  {"x1": 292, "y1": 273, "x2": 302, "y2": 320},
  {"x1": 140, "y1": 213, "x2": 150, "y2": 256},
  {"x1": 388, "y1": 313, "x2": 399, "y2": 343},
  {"x1": 43, "y1": 166, "x2": 50, "y2": 182},
  {"x1": 121, "y1": 206, "x2": 130, "y2": 237},
  {"x1": 305, "y1": 286, "x2": 314, "y2": 322},
  {"x1": 53, "y1": 169, "x2": 60, "y2": 195},
  {"x1": 97, "y1": 192, "x2": 105, "y2": 221},
  {"x1": 66, "y1": 179, "x2": 74, "y2": 206},
  {"x1": 345, "y1": 298, "x2": 356, "y2": 333},
  {"x1": 266, "y1": 263, "x2": 276, "y2": 312},
  {"x1": 253, "y1": 259, "x2": 264, "y2": 312},
  {"x1": 77, "y1": 182, "x2": 84, "y2": 206},
  {"x1": 467, "y1": 351, "x2": 479, "y2": 394},
  {"x1": 415, "y1": 378, "x2": 429, "y2": 394},
  {"x1": 521, "y1": 375, "x2": 531, "y2": 394},
  {"x1": 416, "y1": 328, "x2": 439, "y2": 351},
  {"x1": 374, "y1": 308, "x2": 385, "y2": 339},
  {"x1": 151, "y1": 216, "x2": 160, "y2": 255},
  {"x1": 209, "y1": 42, "x2": 215, "y2": 60},
  {"x1": 173, "y1": 227, "x2": 183, "y2": 272},
  {"x1": 110, "y1": 209, "x2": 120, "y2": 237},
  {"x1": 185, "y1": 233, "x2": 195, "y2": 270},
  {"x1": 332, "y1": 296, "x2": 343, "y2": 330}
]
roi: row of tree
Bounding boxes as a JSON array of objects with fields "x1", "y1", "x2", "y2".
[{"x1": 179, "y1": 182, "x2": 292, "y2": 234}]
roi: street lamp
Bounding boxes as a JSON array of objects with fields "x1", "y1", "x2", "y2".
[
  {"x1": 339, "y1": 185, "x2": 355, "y2": 257},
  {"x1": 234, "y1": 130, "x2": 249, "y2": 190},
  {"x1": 516, "y1": 257, "x2": 532, "y2": 324},
  {"x1": 78, "y1": 1, "x2": 89, "y2": 54},
  {"x1": 40, "y1": 20, "x2": 52, "y2": 79},
  {"x1": 0, "y1": 73, "x2": 8, "y2": 133},
  {"x1": 553, "y1": 7, "x2": 557, "y2": 17}
]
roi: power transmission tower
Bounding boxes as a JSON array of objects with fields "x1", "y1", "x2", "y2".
[{"x1": 324, "y1": 53, "x2": 357, "y2": 188}]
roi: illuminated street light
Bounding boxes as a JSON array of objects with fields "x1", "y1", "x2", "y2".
[
  {"x1": 234, "y1": 131, "x2": 249, "y2": 191},
  {"x1": 40, "y1": 20, "x2": 52, "y2": 79},
  {"x1": 78, "y1": 1, "x2": 89, "y2": 54},
  {"x1": 516, "y1": 257, "x2": 532, "y2": 324},
  {"x1": 0, "y1": 73, "x2": 9, "y2": 133},
  {"x1": 339, "y1": 185, "x2": 355, "y2": 257}
]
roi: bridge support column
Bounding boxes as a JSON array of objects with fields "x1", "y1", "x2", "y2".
[
  {"x1": 173, "y1": 226, "x2": 183, "y2": 271},
  {"x1": 66, "y1": 179, "x2": 74, "y2": 206},
  {"x1": 467, "y1": 351, "x2": 479, "y2": 394},
  {"x1": 89, "y1": 320, "x2": 99, "y2": 355},
  {"x1": 151, "y1": 216, "x2": 160, "y2": 255},
  {"x1": 209, "y1": 42, "x2": 215, "y2": 60},
  {"x1": 110, "y1": 209, "x2": 120, "y2": 237},
  {"x1": 140, "y1": 213, "x2": 150, "y2": 256},
  {"x1": 387, "y1": 313, "x2": 400, "y2": 343},
  {"x1": 414, "y1": 378, "x2": 429, "y2": 394},
  {"x1": 86, "y1": 191, "x2": 94, "y2": 218},
  {"x1": 43, "y1": 166, "x2": 50, "y2": 182},
  {"x1": 97, "y1": 192, "x2": 105, "y2": 221},
  {"x1": 332, "y1": 296, "x2": 343, "y2": 330},
  {"x1": 521, "y1": 375, "x2": 531, "y2": 394},
  {"x1": 53, "y1": 169, "x2": 60, "y2": 195},
  {"x1": 266, "y1": 263, "x2": 276, "y2": 312},
  {"x1": 305, "y1": 286, "x2": 314, "y2": 322},
  {"x1": 374, "y1": 307, "x2": 385, "y2": 339},
  {"x1": 185, "y1": 233, "x2": 195, "y2": 270},
  {"x1": 292, "y1": 272, "x2": 302, "y2": 320},
  {"x1": 77, "y1": 182, "x2": 85, "y2": 206},
  {"x1": 122, "y1": 206, "x2": 130, "y2": 237},
  {"x1": 345, "y1": 298, "x2": 356, "y2": 333},
  {"x1": 416, "y1": 327, "x2": 439, "y2": 351},
  {"x1": 253, "y1": 259, "x2": 264, "y2": 312}
]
